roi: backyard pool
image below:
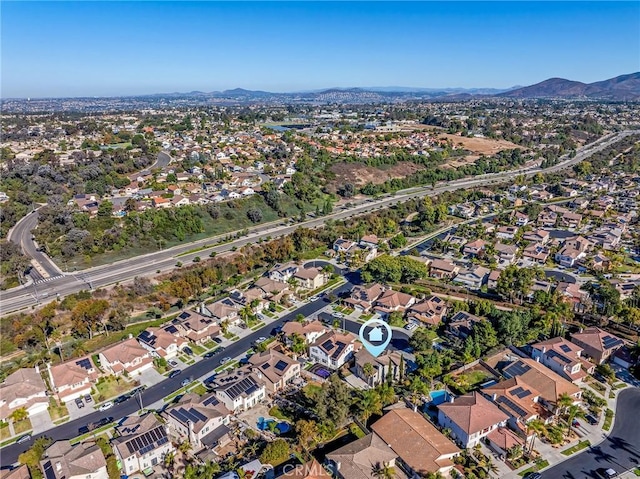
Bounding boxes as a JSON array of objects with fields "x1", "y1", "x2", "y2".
[
  {"x1": 428, "y1": 390, "x2": 449, "y2": 405},
  {"x1": 309, "y1": 364, "x2": 332, "y2": 379}
]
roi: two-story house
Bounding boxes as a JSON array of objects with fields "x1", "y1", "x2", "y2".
[
  {"x1": 202, "y1": 298, "x2": 240, "y2": 325},
  {"x1": 463, "y1": 239, "x2": 486, "y2": 258},
  {"x1": 437, "y1": 392, "x2": 509, "y2": 448},
  {"x1": 0, "y1": 368, "x2": 48, "y2": 422},
  {"x1": 47, "y1": 357, "x2": 99, "y2": 402},
  {"x1": 138, "y1": 327, "x2": 188, "y2": 360},
  {"x1": 281, "y1": 320, "x2": 327, "y2": 347},
  {"x1": 373, "y1": 289, "x2": 416, "y2": 318},
  {"x1": 343, "y1": 283, "x2": 385, "y2": 312},
  {"x1": 483, "y1": 378, "x2": 545, "y2": 433},
  {"x1": 268, "y1": 262, "x2": 299, "y2": 283},
  {"x1": 99, "y1": 338, "x2": 154, "y2": 377},
  {"x1": 165, "y1": 392, "x2": 231, "y2": 450},
  {"x1": 531, "y1": 337, "x2": 593, "y2": 383},
  {"x1": 40, "y1": 440, "x2": 108, "y2": 479},
  {"x1": 212, "y1": 369, "x2": 266, "y2": 412},
  {"x1": 292, "y1": 267, "x2": 327, "y2": 290},
  {"x1": 570, "y1": 327, "x2": 624, "y2": 364},
  {"x1": 429, "y1": 259, "x2": 459, "y2": 279},
  {"x1": 453, "y1": 265, "x2": 490, "y2": 290},
  {"x1": 353, "y1": 349, "x2": 404, "y2": 387},
  {"x1": 309, "y1": 331, "x2": 359, "y2": 370},
  {"x1": 175, "y1": 310, "x2": 221, "y2": 344},
  {"x1": 112, "y1": 414, "x2": 175, "y2": 475},
  {"x1": 405, "y1": 295, "x2": 447, "y2": 327},
  {"x1": 248, "y1": 349, "x2": 301, "y2": 394}
]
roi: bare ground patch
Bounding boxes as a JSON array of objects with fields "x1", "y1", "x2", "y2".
[{"x1": 329, "y1": 161, "x2": 422, "y2": 187}]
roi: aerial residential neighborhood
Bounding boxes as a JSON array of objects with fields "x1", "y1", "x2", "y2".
[{"x1": 1, "y1": 2, "x2": 640, "y2": 479}]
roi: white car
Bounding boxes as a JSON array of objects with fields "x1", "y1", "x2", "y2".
[
  {"x1": 99, "y1": 401, "x2": 114, "y2": 411},
  {"x1": 404, "y1": 322, "x2": 418, "y2": 331},
  {"x1": 333, "y1": 312, "x2": 345, "y2": 318}
]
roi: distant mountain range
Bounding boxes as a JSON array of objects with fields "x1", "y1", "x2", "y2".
[
  {"x1": 499, "y1": 72, "x2": 640, "y2": 101},
  {"x1": 3, "y1": 73, "x2": 638, "y2": 109}
]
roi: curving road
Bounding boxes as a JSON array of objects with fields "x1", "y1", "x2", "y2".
[
  {"x1": 0, "y1": 278, "x2": 410, "y2": 465},
  {"x1": 1, "y1": 130, "x2": 637, "y2": 316},
  {"x1": 541, "y1": 387, "x2": 640, "y2": 478}
]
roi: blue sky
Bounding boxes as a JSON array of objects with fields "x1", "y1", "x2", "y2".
[{"x1": 2, "y1": 1, "x2": 639, "y2": 98}]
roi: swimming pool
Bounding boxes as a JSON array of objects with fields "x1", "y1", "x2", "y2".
[{"x1": 428, "y1": 390, "x2": 449, "y2": 405}]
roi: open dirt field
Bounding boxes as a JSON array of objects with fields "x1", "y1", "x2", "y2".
[
  {"x1": 330, "y1": 161, "x2": 421, "y2": 186},
  {"x1": 414, "y1": 125, "x2": 522, "y2": 155}
]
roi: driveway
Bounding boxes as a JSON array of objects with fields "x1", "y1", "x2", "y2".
[
  {"x1": 137, "y1": 367, "x2": 166, "y2": 388},
  {"x1": 30, "y1": 410, "x2": 53, "y2": 435},
  {"x1": 541, "y1": 387, "x2": 640, "y2": 478}
]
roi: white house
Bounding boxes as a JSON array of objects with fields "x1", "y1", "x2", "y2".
[
  {"x1": 99, "y1": 338, "x2": 154, "y2": 377},
  {"x1": 212, "y1": 369, "x2": 266, "y2": 412},
  {"x1": 0, "y1": 368, "x2": 48, "y2": 422},
  {"x1": 309, "y1": 331, "x2": 359, "y2": 370},
  {"x1": 165, "y1": 393, "x2": 231, "y2": 450}
]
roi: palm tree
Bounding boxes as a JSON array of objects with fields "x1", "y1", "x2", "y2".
[
  {"x1": 526, "y1": 419, "x2": 546, "y2": 455},
  {"x1": 372, "y1": 462, "x2": 396, "y2": 479},
  {"x1": 556, "y1": 393, "x2": 574, "y2": 416},
  {"x1": 359, "y1": 389, "x2": 382, "y2": 423},
  {"x1": 163, "y1": 451, "x2": 175, "y2": 471},
  {"x1": 178, "y1": 440, "x2": 192, "y2": 455},
  {"x1": 377, "y1": 383, "x2": 396, "y2": 406},
  {"x1": 362, "y1": 362, "x2": 375, "y2": 384},
  {"x1": 290, "y1": 333, "x2": 307, "y2": 355},
  {"x1": 565, "y1": 404, "x2": 586, "y2": 439}
]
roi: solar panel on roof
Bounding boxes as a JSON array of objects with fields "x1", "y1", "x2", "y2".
[
  {"x1": 516, "y1": 389, "x2": 532, "y2": 399},
  {"x1": 512, "y1": 387, "x2": 524, "y2": 396},
  {"x1": 274, "y1": 360, "x2": 288, "y2": 371},
  {"x1": 203, "y1": 396, "x2": 219, "y2": 407},
  {"x1": 602, "y1": 336, "x2": 623, "y2": 349},
  {"x1": 498, "y1": 396, "x2": 528, "y2": 417},
  {"x1": 189, "y1": 408, "x2": 208, "y2": 422},
  {"x1": 322, "y1": 340, "x2": 335, "y2": 351},
  {"x1": 261, "y1": 363, "x2": 271, "y2": 370},
  {"x1": 505, "y1": 361, "x2": 531, "y2": 378},
  {"x1": 77, "y1": 358, "x2": 92, "y2": 370},
  {"x1": 559, "y1": 344, "x2": 572, "y2": 353}
]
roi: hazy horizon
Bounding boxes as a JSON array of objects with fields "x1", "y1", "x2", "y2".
[{"x1": 2, "y1": 1, "x2": 639, "y2": 98}]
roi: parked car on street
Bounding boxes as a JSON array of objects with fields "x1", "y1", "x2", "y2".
[
  {"x1": 99, "y1": 401, "x2": 114, "y2": 411},
  {"x1": 16, "y1": 434, "x2": 32, "y2": 444},
  {"x1": 168, "y1": 369, "x2": 182, "y2": 378},
  {"x1": 220, "y1": 357, "x2": 232, "y2": 365}
]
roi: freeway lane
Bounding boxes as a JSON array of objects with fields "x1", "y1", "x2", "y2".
[
  {"x1": 541, "y1": 387, "x2": 640, "y2": 479},
  {"x1": 1, "y1": 130, "x2": 637, "y2": 315}
]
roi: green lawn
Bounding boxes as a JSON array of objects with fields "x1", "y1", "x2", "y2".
[
  {"x1": 633, "y1": 467, "x2": 640, "y2": 476},
  {"x1": 360, "y1": 313, "x2": 374, "y2": 321},
  {"x1": 518, "y1": 459, "x2": 549, "y2": 477},
  {"x1": 71, "y1": 422, "x2": 116, "y2": 445},
  {"x1": 250, "y1": 321, "x2": 266, "y2": 331},
  {"x1": 95, "y1": 376, "x2": 135, "y2": 403},
  {"x1": 612, "y1": 382, "x2": 627, "y2": 390},
  {"x1": 269, "y1": 406, "x2": 292, "y2": 421},
  {"x1": 82, "y1": 317, "x2": 169, "y2": 354},
  {"x1": 561, "y1": 440, "x2": 590, "y2": 456},
  {"x1": 215, "y1": 360, "x2": 239, "y2": 373},
  {"x1": 190, "y1": 343, "x2": 206, "y2": 355},
  {"x1": 589, "y1": 380, "x2": 607, "y2": 395},
  {"x1": 191, "y1": 383, "x2": 208, "y2": 396},
  {"x1": 603, "y1": 409, "x2": 614, "y2": 431}
]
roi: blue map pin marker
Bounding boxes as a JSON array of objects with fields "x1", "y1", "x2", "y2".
[{"x1": 359, "y1": 318, "x2": 392, "y2": 357}]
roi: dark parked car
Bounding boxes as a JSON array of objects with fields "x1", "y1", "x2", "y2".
[
  {"x1": 114, "y1": 394, "x2": 130, "y2": 404},
  {"x1": 586, "y1": 414, "x2": 599, "y2": 425},
  {"x1": 84, "y1": 394, "x2": 93, "y2": 403},
  {"x1": 213, "y1": 337, "x2": 223, "y2": 344},
  {"x1": 524, "y1": 473, "x2": 541, "y2": 479},
  {"x1": 75, "y1": 397, "x2": 84, "y2": 408},
  {"x1": 95, "y1": 416, "x2": 114, "y2": 428},
  {"x1": 78, "y1": 425, "x2": 90, "y2": 435},
  {"x1": 168, "y1": 369, "x2": 182, "y2": 378},
  {"x1": 183, "y1": 347, "x2": 193, "y2": 356},
  {"x1": 204, "y1": 351, "x2": 215, "y2": 359}
]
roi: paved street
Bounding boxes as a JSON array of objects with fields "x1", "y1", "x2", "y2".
[{"x1": 537, "y1": 388, "x2": 640, "y2": 479}]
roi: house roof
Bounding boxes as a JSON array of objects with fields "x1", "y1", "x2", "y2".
[
  {"x1": 483, "y1": 377, "x2": 543, "y2": 421},
  {"x1": 438, "y1": 392, "x2": 509, "y2": 436},
  {"x1": 294, "y1": 267, "x2": 323, "y2": 281},
  {"x1": 430, "y1": 259, "x2": 457, "y2": 272},
  {"x1": 213, "y1": 368, "x2": 264, "y2": 400},
  {"x1": 371, "y1": 408, "x2": 460, "y2": 474},
  {"x1": 311, "y1": 331, "x2": 359, "y2": 360},
  {"x1": 375, "y1": 289, "x2": 415, "y2": 309},
  {"x1": 0, "y1": 465, "x2": 30, "y2": 479},
  {"x1": 50, "y1": 357, "x2": 97, "y2": 389},
  {"x1": 571, "y1": 327, "x2": 624, "y2": 353},
  {"x1": 40, "y1": 440, "x2": 106, "y2": 479},
  {"x1": 487, "y1": 427, "x2": 524, "y2": 451},
  {"x1": 249, "y1": 349, "x2": 298, "y2": 385},
  {"x1": 326, "y1": 433, "x2": 407, "y2": 479},
  {"x1": 282, "y1": 320, "x2": 326, "y2": 338},
  {"x1": 101, "y1": 338, "x2": 149, "y2": 366},
  {"x1": 166, "y1": 392, "x2": 230, "y2": 433},
  {"x1": 502, "y1": 358, "x2": 581, "y2": 404},
  {"x1": 0, "y1": 368, "x2": 46, "y2": 405},
  {"x1": 113, "y1": 414, "x2": 169, "y2": 460}
]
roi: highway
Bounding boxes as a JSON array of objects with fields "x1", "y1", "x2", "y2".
[
  {"x1": 1, "y1": 130, "x2": 637, "y2": 316},
  {"x1": 0, "y1": 279, "x2": 410, "y2": 465}
]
